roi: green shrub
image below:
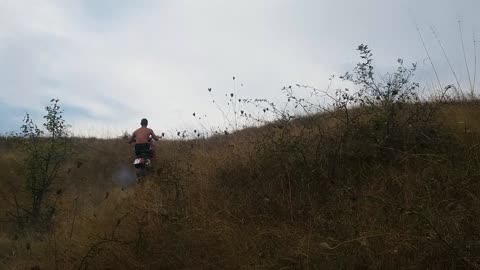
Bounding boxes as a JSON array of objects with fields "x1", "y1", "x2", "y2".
[{"x1": 14, "y1": 99, "x2": 71, "y2": 226}]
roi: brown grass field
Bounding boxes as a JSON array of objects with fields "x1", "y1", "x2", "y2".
[{"x1": 1, "y1": 100, "x2": 480, "y2": 269}]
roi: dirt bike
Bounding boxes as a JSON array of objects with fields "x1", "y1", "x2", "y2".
[
  {"x1": 133, "y1": 152, "x2": 152, "y2": 179},
  {"x1": 132, "y1": 140, "x2": 154, "y2": 179}
]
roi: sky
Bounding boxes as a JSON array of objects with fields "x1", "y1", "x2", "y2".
[{"x1": 0, "y1": 0, "x2": 479, "y2": 137}]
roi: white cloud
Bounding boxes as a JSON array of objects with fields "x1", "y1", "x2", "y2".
[{"x1": 0, "y1": 0, "x2": 479, "y2": 136}]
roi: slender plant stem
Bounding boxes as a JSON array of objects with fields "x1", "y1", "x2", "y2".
[
  {"x1": 458, "y1": 20, "x2": 474, "y2": 96},
  {"x1": 415, "y1": 23, "x2": 443, "y2": 93},
  {"x1": 473, "y1": 30, "x2": 477, "y2": 95},
  {"x1": 431, "y1": 27, "x2": 463, "y2": 94}
]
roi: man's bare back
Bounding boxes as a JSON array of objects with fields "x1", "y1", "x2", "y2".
[
  {"x1": 129, "y1": 127, "x2": 159, "y2": 144},
  {"x1": 129, "y1": 118, "x2": 159, "y2": 145}
]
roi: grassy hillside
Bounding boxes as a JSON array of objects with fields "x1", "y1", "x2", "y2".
[{"x1": 1, "y1": 99, "x2": 480, "y2": 269}]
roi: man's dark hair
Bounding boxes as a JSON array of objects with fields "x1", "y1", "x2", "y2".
[{"x1": 141, "y1": 118, "x2": 148, "y2": 127}]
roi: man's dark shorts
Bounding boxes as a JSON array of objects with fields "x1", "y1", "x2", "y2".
[{"x1": 135, "y1": 143, "x2": 152, "y2": 158}]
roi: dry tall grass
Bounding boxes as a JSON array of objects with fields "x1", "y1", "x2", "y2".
[{"x1": 1, "y1": 99, "x2": 480, "y2": 269}]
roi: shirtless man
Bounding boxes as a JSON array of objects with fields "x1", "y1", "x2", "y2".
[{"x1": 128, "y1": 118, "x2": 159, "y2": 158}]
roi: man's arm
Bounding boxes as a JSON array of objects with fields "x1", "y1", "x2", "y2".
[
  {"x1": 128, "y1": 131, "x2": 136, "y2": 144},
  {"x1": 150, "y1": 129, "x2": 160, "y2": 141}
]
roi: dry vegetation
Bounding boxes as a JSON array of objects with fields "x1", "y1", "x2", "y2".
[
  {"x1": 0, "y1": 99, "x2": 479, "y2": 269},
  {"x1": 1, "y1": 45, "x2": 480, "y2": 269}
]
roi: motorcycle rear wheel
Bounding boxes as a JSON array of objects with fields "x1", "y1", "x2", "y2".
[{"x1": 136, "y1": 168, "x2": 146, "y2": 181}]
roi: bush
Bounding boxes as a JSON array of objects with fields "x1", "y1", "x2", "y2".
[{"x1": 13, "y1": 99, "x2": 71, "y2": 226}]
